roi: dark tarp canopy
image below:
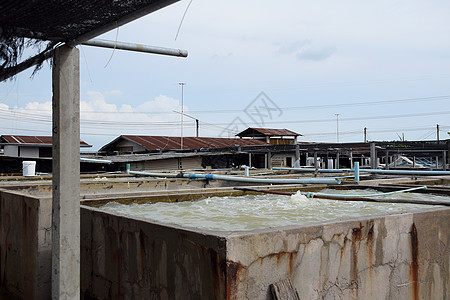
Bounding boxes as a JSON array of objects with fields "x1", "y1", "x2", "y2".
[{"x1": 0, "y1": 0, "x2": 180, "y2": 80}]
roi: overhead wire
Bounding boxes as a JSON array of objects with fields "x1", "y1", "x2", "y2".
[{"x1": 8, "y1": 94, "x2": 450, "y2": 115}]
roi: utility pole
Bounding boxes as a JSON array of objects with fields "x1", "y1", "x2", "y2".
[
  {"x1": 173, "y1": 110, "x2": 199, "y2": 137},
  {"x1": 335, "y1": 113, "x2": 340, "y2": 143},
  {"x1": 364, "y1": 127, "x2": 367, "y2": 143},
  {"x1": 179, "y1": 82, "x2": 186, "y2": 149},
  {"x1": 195, "y1": 119, "x2": 199, "y2": 137}
]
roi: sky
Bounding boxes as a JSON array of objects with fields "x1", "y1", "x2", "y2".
[{"x1": 1, "y1": 0, "x2": 450, "y2": 150}]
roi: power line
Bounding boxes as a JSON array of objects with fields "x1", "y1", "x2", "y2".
[
  {"x1": 2, "y1": 107, "x2": 450, "y2": 127},
  {"x1": 4, "y1": 94, "x2": 450, "y2": 115}
]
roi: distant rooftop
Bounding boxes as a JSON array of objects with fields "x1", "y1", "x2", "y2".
[
  {"x1": 236, "y1": 128, "x2": 301, "y2": 138},
  {"x1": 100, "y1": 135, "x2": 268, "y2": 152},
  {"x1": 0, "y1": 135, "x2": 91, "y2": 147}
]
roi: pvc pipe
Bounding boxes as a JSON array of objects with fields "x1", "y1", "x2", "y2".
[
  {"x1": 82, "y1": 39, "x2": 188, "y2": 57},
  {"x1": 128, "y1": 171, "x2": 341, "y2": 184},
  {"x1": 244, "y1": 166, "x2": 250, "y2": 177},
  {"x1": 80, "y1": 158, "x2": 113, "y2": 164},
  {"x1": 306, "y1": 186, "x2": 427, "y2": 199},
  {"x1": 185, "y1": 173, "x2": 341, "y2": 184},
  {"x1": 129, "y1": 171, "x2": 179, "y2": 178},
  {"x1": 273, "y1": 167, "x2": 346, "y2": 173},
  {"x1": 354, "y1": 162, "x2": 360, "y2": 182},
  {"x1": 356, "y1": 169, "x2": 450, "y2": 176}
]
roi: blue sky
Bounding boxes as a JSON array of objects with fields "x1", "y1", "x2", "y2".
[{"x1": 1, "y1": 0, "x2": 450, "y2": 150}]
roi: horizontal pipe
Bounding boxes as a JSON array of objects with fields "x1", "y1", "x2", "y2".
[
  {"x1": 356, "y1": 169, "x2": 450, "y2": 176},
  {"x1": 306, "y1": 186, "x2": 427, "y2": 199},
  {"x1": 80, "y1": 158, "x2": 113, "y2": 164},
  {"x1": 306, "y1": 193, "x2": 450, "y2": 206},
  {"x1": 234, "y1": 187, "x2": 450, "y2": 207},
  {"x1": 186, "y1": 173, "x2": 341, "y2": 184},
  {"x1": 129, "y1": 171, "x2": 341, "y2": 184},
  {"x1": 129, "y1": 171, "x2": 179, "y2": 178},
  {"x1": 82, "y1": 39, "x2": 188, "y2": 57},
  {"x1": 273, "y1": 167, "x2": 346, "y2": 173}
]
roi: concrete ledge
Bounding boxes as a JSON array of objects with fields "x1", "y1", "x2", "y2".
[{"x1": 81, "y1": 205, "x2": 449, "y2": 299}]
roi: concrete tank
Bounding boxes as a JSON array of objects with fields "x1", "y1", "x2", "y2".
[{"x1": 0, "y1": 178, "x2": 449, "y2": 299}]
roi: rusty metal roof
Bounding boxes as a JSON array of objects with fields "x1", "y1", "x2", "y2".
[
  {"x1": 100, "y1": 135, "x2": 269, "y2": 152},
  {"x1": 0, "y1": 0, "x2": 179, "y2": 43},
  {"x1": 236, "y1": 128, "x2": 301, "y2": 138},
  {"x1": 0, "y1": 135, "x2": 91, "y2": 147}
]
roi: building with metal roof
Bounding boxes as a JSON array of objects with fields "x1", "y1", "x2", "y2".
[
  {"x1": 236, "y1": 128, "x2": 301, "y2": 145},
  {"x1": 0, "y1": 135, "x2": 91, "y2": 158},
  {"x1": 99, "y1": 135, "x2": 269, "y2": 154}
]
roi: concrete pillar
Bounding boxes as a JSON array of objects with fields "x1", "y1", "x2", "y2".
[
  {"x1": 443, "y1": 151, "x2": 447, "y2": 171},
  {"x1": 268, "y1": 151, "x2": 272, "y2": 169},
  {"x1": 52, "y1": 46, "x2": 80, "y2": 300},
  {"x1": 295, "y1": 144, "x2": 300, "y2": 161},
  {"x1": 370, "y1": 142, "x2": 377, "y2": 169},
  {"x1": 314, "y1": 150, "x2": 318, "y2": 170},
  {"x1": 385, "y1": 151, "x2": 390, "y2": 170},
  {"x1": 336, "y1": 152, "x2": 340, "y2": 169},
  {"x1": 248, "y1": 153, "x2": 252, "y2": 168},
  {"x1": 349, "y1": 150, "x2": 353, "y2": 168}
]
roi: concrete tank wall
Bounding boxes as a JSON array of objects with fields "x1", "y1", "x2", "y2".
[
  {"x1": 81, "y1": 208, "x2": 229, "y2": 300},
  {"x1": 0, "y1": 190, "x2": 52, "y2": 299},
  {"x1": 226, "y1": 208, "x2": 449, "y2": 299},
  {"x1": 81, "y1": 206, "x2": 449, "y2": 300},
  {"x1": 1, "y1": 182, "x2": 449, "y2": 300}
]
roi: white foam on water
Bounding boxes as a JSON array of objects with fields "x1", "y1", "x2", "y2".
[
  {"x1": 99, "y1": 189, "x2": 449, "y2": 231},
  {"x1": 288, "y1": 191, "x2": 311, "y2": 205}
]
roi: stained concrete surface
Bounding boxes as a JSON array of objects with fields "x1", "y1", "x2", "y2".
[
  {"x1": 0, "y1": 177, "x2": 449, "y2": 299},
  {"x1": 81, "y1": 205, "x2": 449, "y2": 299}
]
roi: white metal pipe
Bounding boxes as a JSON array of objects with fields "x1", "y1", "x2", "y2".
[
  {"x1": 128, "y1": 171, "x2": 341, "y2": 184},
  {"x1": 357, "y1": 169, "x2": 450, "y2": 176},
  {"x1": 80, "y1": 158, "x2": 113, "y2": 164},
  {"x1": 82, "y1": 39, "x2": 188, "y2": 57},
  {"x1": 273, "y1": 167, "x2": 346, "y2": 173}
]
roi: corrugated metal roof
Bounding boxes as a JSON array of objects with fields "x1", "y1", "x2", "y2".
[
  {"x1": 237, "y1": 128, "x2": 300, "y2": 137},
  {"x1": 102, "y1": 135, "x2": 268, "y2": 151},
  {"x1": 0, "y1": 135, "x2": 91, "y2": 147}
]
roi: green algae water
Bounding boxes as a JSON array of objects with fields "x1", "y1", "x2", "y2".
[{"x1": 99, "y1": 189, "x2": 450, "y2": 231}]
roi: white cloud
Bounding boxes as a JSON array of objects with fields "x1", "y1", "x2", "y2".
[
  {"x1": 0, "y1": 91, "x2": 193, "y2": 150},
  {"x1": 276, "y1": 40, "x2": 337, "y2": 61}
]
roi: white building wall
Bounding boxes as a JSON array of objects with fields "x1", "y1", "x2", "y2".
[
  {"x1": 4, "y1": 145, "x2": 18, "y2": 157},
  {"x1": 116, "y1": 140, "x2": 146, "y2": 152},
  {"x1": 19, "y1": 147, "x2": 39, "y2": 158},
  {"x1": 271, "y1": 154, "x2": 295, "y2": 168}
]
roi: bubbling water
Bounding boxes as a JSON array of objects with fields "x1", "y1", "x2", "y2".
[
  {"x1": 99, "y1": 189, "x2": 449, "y2": 231},
  {"x1": 288, "y1": 191, "x2": 310, "y2": 204}
]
